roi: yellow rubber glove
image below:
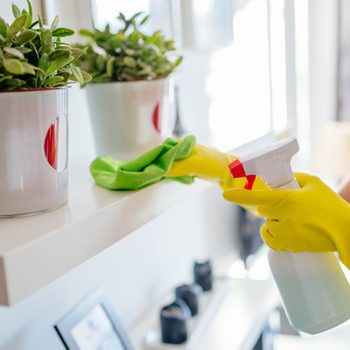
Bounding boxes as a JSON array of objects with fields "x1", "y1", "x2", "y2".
[
  {"x1": 167, "y1": 144, "x2": 238, "y2": 189},
  {"x1": 223, "y1": 172, "x2": 350, "y2": 269},
  {"x1": 167, "y1": 144, "x2": 269, "y2": 214},
  {"x1": 167, "y1": 144, "x2": 268, "y2": 191}
]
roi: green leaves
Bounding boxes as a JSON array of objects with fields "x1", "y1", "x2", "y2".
[
  {"x1": 52, "y1": 27, "x2": 74, "y2": 37},
  {"x1": 123, "y1": 56, "x2": 136, "y2": 67},
  {"x1": 4, "y1": 47, "x2": 24, "y2": 59},
  {"x1": 0, "y1": 18, "x2": 8, "y2": 38},
  {"x1": 5, "y1": 78, "x2": 26, "y2": 89},
  {"x1": 3, "y1": 58, "x2": 35, "y2": 75},
  {"x1": 15, "y1": 29, "x2": 38, "y2": 45},
  {"x1": 50, "y1": 48, "x2": 71, "y2": 61},
  {"x1": 22, "y1": 9, "x2": 32, "y2": 28},
  {"x1": 21, "y1": 61, "x2": 35, "y2": 74},
  {"x1": 77, "y1": 12, "x2": 182, "y2": 83},
  {"x1": 69, "y1": 65, "x2": 84, "y2": 84},
  {"x1": 44, "y1": 75, "x2": 64, "y2": 87},
  {"x1": 26, "y1": 0, "x2": 33, "y2": 19},
  {"x1": 0, "y1": 74, "x2": 13, "y2": 83},
  {"x1": 81, "y1": 70, "x2": 91, "y2": 83},
  {"x1": 51, "y1": 16, "x2": 59, "y2": 31},
  {"x1": 0, "y1": 1, "x2": 89, "y2": 90},
  {"x1": 38, "y1": 52, "x2": 49, "y2": 71},
  {"x1": 106, "y1": 57, "x2": 114, "y2": 77},
  {"x1": 8, "y1": 14, "x2": 27, "y2": 38},
  {"x1": 70, "y1": 47, "x2": 86, "y2": 56},
  {"x1": 3, "y1": 58, "x2": 24, "y2": 74},
  {"x1": 12, "y1": 4, "x2": 21, "y2": 18},
  {"x1": 79, "y1": 29, "x2": 94, "y2": 38},
  {"x1": 40, "y1": 29, "x2": 53, "y2": 54},
  {"x1": 46, "y1": 56, "x2": 74, "y2": 75}
]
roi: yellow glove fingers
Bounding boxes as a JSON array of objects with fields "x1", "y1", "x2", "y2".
[
  {"x1": 265, "y1": 219, "x2": 294, "y2": 251},
  {"x1": 223, "y1": 188, "x2": 288, "y2": 207},
  {"x1": 263, "y1": 219, "x2": 291, "y2": 251},
  {"x1": 265, "y1": 218, "x2": 337, "y2": 252},
  {"x1": 168, "y1": 158, "x2": 195, "y2": 177},
  {"x1": 260, "y1": 224, "x2": 279, "y2": 250},
  {"x1": 167, "y1": 144, "x2": 237, "y2": 184},
  {"x1": 265, "y1": 219, "x2": 278, "y2": 235},
  {"x1": 293, "y1": 172, "x2": 313, "y2": 187},
  {"x1": 294, "y1": 172, "x2": 328, "y2": 189},
  {"x1": 294, "y1": 173, "x2": 333, "y2": 195}
]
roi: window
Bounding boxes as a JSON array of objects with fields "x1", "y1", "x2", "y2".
[
  {"x1": 172, "y1": 0, "x2": 294, "y2": 150},
  {"x1": 206, "y1": 0, "x2": 273, "y2": 148},
  {"x1": 57, "y1": 0, "x2": 297, "y2": 152}
]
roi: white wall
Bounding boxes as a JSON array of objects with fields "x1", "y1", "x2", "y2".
[
  {"x1": 0, "y1": 0, "x2": 42, "y2": 21},
  {"x1": 44, "y1": 0, "x2": 94, "y2": 38}
]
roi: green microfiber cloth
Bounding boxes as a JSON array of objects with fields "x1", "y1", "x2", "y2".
[{"x1": 90, "y1": 135, "x2": 196, "y2": 190}]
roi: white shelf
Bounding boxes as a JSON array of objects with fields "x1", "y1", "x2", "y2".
[
  {"x1": 0, "y1": 161, "x2": 209, "y2": 306},
  {"x1": 130, "y1": 277, "x2": 279, "y2": 350}
]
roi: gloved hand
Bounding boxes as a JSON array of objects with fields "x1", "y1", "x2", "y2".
[
  {"x1": 167, "y1": 144, "x2": 269, "y2": 213},
  {"x1": 223, "y1": 173, "x2": 350, "y2": 269},
  {"x1": 167, "y1": 144, "x2": 269, "y2": 216},
  {"x1": 167, "y1": 144, "x2": 247, "y2": 190}
]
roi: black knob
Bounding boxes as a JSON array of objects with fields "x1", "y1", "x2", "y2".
[
  {"x1": 194, "y1": 260, "x2": 213, "y2": 292},
  {"x1": 160, "y1": 299, "x2": 191, "y2": 344},
  {"x1": 175, "y1": 284, "x2": 202, "y2": 316}
]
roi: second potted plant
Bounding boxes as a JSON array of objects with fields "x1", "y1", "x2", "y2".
[{"x1": 77, "y1": 13, "x2": 183, "y2": 159}]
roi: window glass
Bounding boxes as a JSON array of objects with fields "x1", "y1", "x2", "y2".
[
  {"x1": 191, "y1": 0, "x2": 233, "y2": 49},
  {"x1": 91, "y1": 0, "x2": 151, "y2": 31},
  {"x1": 207, "y1": 0, "x2": 272, "y2": 149}
]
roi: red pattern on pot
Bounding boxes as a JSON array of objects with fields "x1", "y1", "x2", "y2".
[
  {"x1": 152, "y1": 102, "x2": 161, "y2": 133},
  {"x1": 44, "y1": 117, "x2": 59, "y2": 170}
]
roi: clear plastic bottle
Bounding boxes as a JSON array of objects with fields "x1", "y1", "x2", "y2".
[
  {"x1": 231, "y1": 138, "x2": 350, "y2": 334},
  {"x1": 268, "y1": 177, "x2": 350, "y2": 334}
]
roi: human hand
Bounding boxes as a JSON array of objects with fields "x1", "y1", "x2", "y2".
[
  {"x1": 167, "y1": 144, "x2": 238, "y2": 189},
  {"x1": 223, "y1": 173, "x2": 350, "y2": 268}
]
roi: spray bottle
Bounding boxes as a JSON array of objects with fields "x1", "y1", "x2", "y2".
[{"x1": 229, "y1": 137, "x2": 350, "y2": 334}]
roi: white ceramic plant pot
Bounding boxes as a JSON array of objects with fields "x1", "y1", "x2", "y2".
[
  {"x1": 0, "y1": 88, "x2": 68, "y2": 217},
  {"x1": 86, "y1": 78, "x2": 175, "y2": 159}
]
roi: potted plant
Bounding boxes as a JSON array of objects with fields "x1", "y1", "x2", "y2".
[
  {"x1": 0, "y1": 0, "x2": 90, "y2": 217},
  {"x1": 77, "y1": 12, "x2": 183, "y2": 159}
]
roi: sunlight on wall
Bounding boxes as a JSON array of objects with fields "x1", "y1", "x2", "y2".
[
  {"x1": 192, "y1": 0, "x2": 212, "y2": 17},
  {"x1": 207, "y1": 0, "x2": 271, "y2": 149}
]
